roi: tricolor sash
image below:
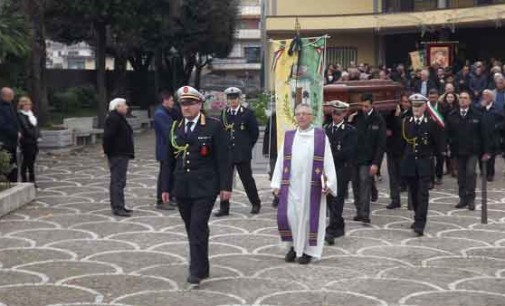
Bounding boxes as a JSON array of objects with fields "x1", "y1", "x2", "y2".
[{"x1": 277, "y1": 128, "x2": 326, "y2": 246}]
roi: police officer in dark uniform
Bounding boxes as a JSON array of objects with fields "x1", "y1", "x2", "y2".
[
  {"x1": 348, "y1": 93, "x2": 387, "y2": 224},
  {"x1": 161, "y1": 86, "x2": 232, "y2": 289},
  {"x1": 446, "y1": 91, "x2": 490, "y2": 211},
  {"x1": 385, "y1": 93, "x2": 412, "y2": 209},
  {"x1": 401, "y1": 94, "x2": 445, "y2": 236},
  {"x1": 323, "y1": 100, "x2": 357, "y2": 245},
  {"x1": 215, "y1": 87, "x2": 261, "y2": 216}
]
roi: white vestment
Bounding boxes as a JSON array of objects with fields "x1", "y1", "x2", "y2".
[{"x1": 271, "y1": 127, "x2": 337, "y2": 259}]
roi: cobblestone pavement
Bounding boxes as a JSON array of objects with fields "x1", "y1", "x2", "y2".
[{"x1": 1, "y1": 131, "x2": 505, "y2": 306}]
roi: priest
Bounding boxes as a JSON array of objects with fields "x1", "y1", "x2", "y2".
[{"x1": 271, "y1": 103, "x2": 337, "y2": 264}]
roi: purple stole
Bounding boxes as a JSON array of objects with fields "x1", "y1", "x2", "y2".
[{"x1": 277, "y1": 127, "x2": 325, "y2": 246}]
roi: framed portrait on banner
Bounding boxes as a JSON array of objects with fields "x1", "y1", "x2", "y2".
[{"x1": 426, "y1": 44, "x2": 452, "y2": 68}]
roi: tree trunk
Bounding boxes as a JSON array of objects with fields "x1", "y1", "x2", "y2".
[
  {"x1": 112, "y1": 53, "x2": 128, "y2": 98},
  {"x1": 95, "y1": 22, "x2": 107, "y2": 127},
  {"x1": 154, "y1": 48, "x2": 163, "y2": 97},
  {"x1": 24, "y1": 0, "x2": 49, "y2": 126}
]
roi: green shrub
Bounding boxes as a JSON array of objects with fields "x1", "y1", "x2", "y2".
[
  {"x1": 68, "y1": 85, "x2": 98, "y2": 109},
  {"x1": 249, "y1": 92, "x2": 270, "y2": 126},
  {"x1": 52, "y1": 90, "x2": 79, "y2": 113},
  {"x1": 0, "y1": 149, "x2": 13, "y2": 184}
]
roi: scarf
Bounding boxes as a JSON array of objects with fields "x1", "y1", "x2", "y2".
[{"x1": 20, "y1": 110, "x2": 38, "y2": 127}]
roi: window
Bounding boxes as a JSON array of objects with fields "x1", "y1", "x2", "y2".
[
  {"x1": 326, "y1": 47, "x2": 357, "y2": 68},
  {"x1": 244, "y1": 46, "x2": 261, "y2": 63},
  {"x1": 383, "y1": 0, "x2": 437, "y2": 12}
]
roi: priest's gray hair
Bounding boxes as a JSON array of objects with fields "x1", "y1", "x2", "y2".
[
  {"x1": 109, "y1": 98, "x2": 127, "y2": 111},
  {"x1": 294, "y1": 103, "x2": 313, "y2": 114}
]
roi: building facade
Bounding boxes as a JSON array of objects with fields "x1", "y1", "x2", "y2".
[
  {"x1": 265, "y1": 0, "x2": 505, "y2": 76},
  {"x1": 46, "y1": 41, "x2": 116, "y2": 70},
  {"x1": 208, "y1": 0, "x2": 262, "y2": 94}
]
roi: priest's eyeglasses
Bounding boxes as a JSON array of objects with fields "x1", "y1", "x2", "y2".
[{"x1": 295, "y1": 112, "x2": 312, "y2": 117}]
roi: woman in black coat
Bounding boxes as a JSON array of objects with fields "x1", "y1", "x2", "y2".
[{"x1": 17, "y1": 97, "x2": 40, "y2": 184}]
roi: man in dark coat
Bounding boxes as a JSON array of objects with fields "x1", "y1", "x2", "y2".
[
  {"x1": 323, "y1": 100, "x2": 357, "y2": 244},
  {"x1": 413, "y1": 69, "x2": 437, "y2": 96},
  {"x1": 0, "y1": 87, "x2": 19, "y2": 182},
  {"x1": 103, "y1": 98, "x2": 135, "y2": 217},
  {"x1": 446, "y1": 91, "x2": 491, "y2": 211},
  {"x1": 385, "y1": 94, "x2": 411, "y2": 209},
  {"x1": 161, "y1": 86, "x2": 232, "y2": 289},
  {"x1": 263, "y1": 112, "x2": 279, "y2": 207},
  {"x1": 154, "y1": 90, "x2": 179, "y2": 210},
  {"x1": 348, "y1": 93, "x2": 387, "y2": 223},
  {"x1": 401, "y1": 94, "x2": 445, "y2": 236},
  {"x1": 215, "y1": 87, "x2": 261, "y2": 216},
  {"x1": 478, "y1": 90, "x2": 504, "y2": 182}
]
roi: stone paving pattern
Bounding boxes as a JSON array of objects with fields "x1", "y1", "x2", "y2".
[{"x1": 1, "y1": 132, "x2": 505, "y2": 306}]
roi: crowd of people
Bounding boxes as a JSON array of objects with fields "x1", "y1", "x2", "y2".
[{"x1": 1, "y1": 57, "x2": 503, "y2": 290}]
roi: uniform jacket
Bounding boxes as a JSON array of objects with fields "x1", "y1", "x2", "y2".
[
  {"x1": 479, "y1": 104, "x2": 504, "y2": 154},
  {"x1": 349, "y1": 109, "x2": 387, "y2": 166},
  {"x1": 325, "y1": 121, "x2": 357, "y2": 170},
  {"x1": 401, "y1": 116, "x2": 445, "y2": 178},
  {"x1": 446, "y1": 106, "x2": 489, "y2": 157},
  {"x1": 162, "y1": 114, "x2": 232, "y2": 199},
  {"x1": 221, "y1": 106, "x2": 259, "y2": 163},
  {"x1": 0, "y1": 100, "x2": 19, "y2": 151},
  {"x1": 102, "y1": 110, "x2": 135, "y2": 159},
  {"x1": 154, "y1": 105, "x2": 174, "y2": 162},
  {"x1": 386, "y1": 108, "x2": 412, "y2": 157}
]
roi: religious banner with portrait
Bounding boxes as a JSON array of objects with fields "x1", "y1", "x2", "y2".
[
  {"x1": 409, "y1": 50, "x2": 425, "y2": 70},
  {"x1": 270, "y1": 36, "x2": 327, "y2": 147},
  {"x1": 426, "y1": 43, "x2": 453, "y2": 68}
]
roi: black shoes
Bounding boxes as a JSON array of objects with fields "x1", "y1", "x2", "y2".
[
  {"x1": 435, "y1": 178, "x2": 443, "y2": 185},
  {"x1": 186, "y1": 276, "x2": 201, "y2": 289},
  {"x1": 353, "y1": 215, "x2": 370, "y2": 224},
  {"x1": 123, "y1": 208, "x2": 133, "y2": 213},
  {"x1": 455, "y1": 202, "x2": 468, "y2": 209},
  {"x1": 112, "y1": 209, "x2": 131, "y2": 217},
  {"x1": 285, "y1": 247, "x2": 296, "y2": 263},
  {"x1": 298, "y1": 254, "x2": 312, "y2": 265},
  {"x1": 214, "y1": 210, "x2": 230, "y2": 217},
  {"x1": 371, "y1": 192, "x2": 378, "y2": 202},
  {"x1": 325, "y1": 236, "x2": 335, "y2": 245},
  {"x1": 413, "y1": 228, "x2": 424, "y2": 236},
  {"x1": 468, "y1": 201, "x2": 475, "y2": 211},
  {"x1": 250, "y1": 204, "x2": 261, "y2": 214},
  {"x1": 386, "y1": 202, "x2": 401, "y2": 209}
]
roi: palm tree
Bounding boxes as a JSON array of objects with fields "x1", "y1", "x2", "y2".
[{"x1": 0, "y1": 1, "x2": 29, "y2": 60}]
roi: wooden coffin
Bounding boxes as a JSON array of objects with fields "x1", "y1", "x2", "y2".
[{"x1": 324, "y1": 80, "x2": 403, "y2": 115}]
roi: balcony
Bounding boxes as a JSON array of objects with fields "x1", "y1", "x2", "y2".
[
  {"x1": 236, "y1": 29, "x2": 261, "y2": 40},
  {"x1": 241, "y1": 5, "x2": 261, "y2": 16},
  {"x1": 383, "y1": 0, "x2": 505, "y2": 12},
  {"x1": 211, "y1": 58, "x2": 261, "y2": 71}
]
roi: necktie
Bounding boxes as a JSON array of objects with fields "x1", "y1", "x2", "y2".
[
  {"x1": 461, "y1": 110, "x2": 467, "y2": 118},
  {"x1": 231, "y1": 110, "x2": 236, "y2": 116},
  {"x1": 185, "y1": 121, "x2": 194, "y2": 136},
  {"x1": 333, "y1": 125, "x2": 338, "y2": 135}
]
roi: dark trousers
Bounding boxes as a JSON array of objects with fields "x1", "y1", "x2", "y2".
[
  {"x1": 178, "y1": 196, "x2": 215, "y2": 279},
  {"x1": 6, "y1": 148, "x2": 18, "y2": 183},
  {"x1": 479, "y1": 154, "x2": 496, "y2": 178},
  {"x1": 220, "y1": 161, "x2": 261, "y2": 211},
  {"x1": 353, "y1": 165, "x2": 372, "y2": 218},
  {"x1": 157, "y1": 161, "x2": 175, "y2": 203},
  {"x1": 20, "y1": 145, "x2": 38, "y2": 183},
  {"x1": 387, "y1": 153, "x2": 402, "y2": 205},
  {"x1": 432, "y1": 155, "x2": 444, "y2": 182},
  {"x1": 108, "y1": 156, "x2": 129, "y2": 212},
  {"x1": 405, "y1": 175, "x2": 431, "y2": 231},
  {"x1": 457, "y1": 155, "x2": 478, "y2": 204},
  {"x1": 326, "y1": 166, "x2": 350, "y2": 238}
]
